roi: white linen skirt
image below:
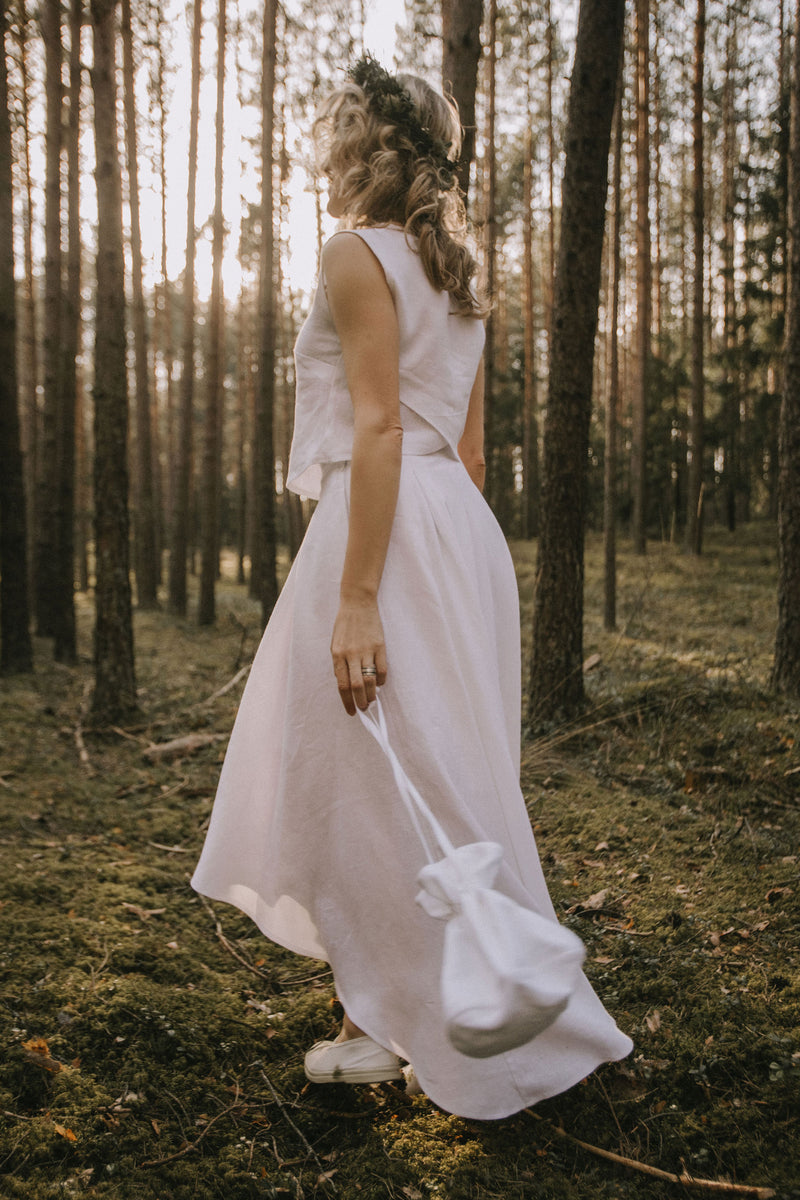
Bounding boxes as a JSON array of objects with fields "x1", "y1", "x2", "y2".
[{"x1": 191, "y1": 448, "x2": 632, "y2": 1119}]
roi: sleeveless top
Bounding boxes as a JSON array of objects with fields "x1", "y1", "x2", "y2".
[{"x1": 286, "y1": 226, "x2": 486, "y2": 500}]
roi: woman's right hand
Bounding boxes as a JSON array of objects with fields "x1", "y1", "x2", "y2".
[{"x1": 331, "y1": 596, "x2": 388, "y2": 715}]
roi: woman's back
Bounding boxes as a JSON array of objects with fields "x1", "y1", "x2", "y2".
[{"x1": 287, "y1": 227, "x2": 485, "y2": 500}]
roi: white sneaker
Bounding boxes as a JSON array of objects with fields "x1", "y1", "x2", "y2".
[{"x1": 304, "y1": 1034, "x2": 403, "y2": 1084}]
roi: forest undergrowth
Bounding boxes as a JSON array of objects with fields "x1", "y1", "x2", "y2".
[{"x1": 0, "y1": 523, "x2": 798, "y2": 1200}]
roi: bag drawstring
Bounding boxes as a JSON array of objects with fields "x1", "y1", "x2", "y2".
[{"x1": 358, "y1": 697, "x2": 457, "y2": 865}]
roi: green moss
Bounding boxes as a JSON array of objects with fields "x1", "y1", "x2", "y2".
[{"x1": 1, "y1": 529, "x2": 798, "y2": 1197}]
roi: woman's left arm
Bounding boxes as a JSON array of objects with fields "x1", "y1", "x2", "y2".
[{"x1": 323, "y1": 234, "x2": 403, "y2": 715}]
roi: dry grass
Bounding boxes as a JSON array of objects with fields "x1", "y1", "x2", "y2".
[{"x1": 0, "y1": 524, "x2": 797, "y2": 1199}]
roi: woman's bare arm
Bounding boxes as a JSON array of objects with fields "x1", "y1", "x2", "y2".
[
  {"x1": 458, "y1": 356, "x2": 486, "y2": 493},
  {"x1": 323, "y1": 234, "x2": 403, "y2": 715}
]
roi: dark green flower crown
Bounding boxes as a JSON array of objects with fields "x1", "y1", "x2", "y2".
[{"x1": 347, "y1": 54, "x2": 459, "y2": 190}]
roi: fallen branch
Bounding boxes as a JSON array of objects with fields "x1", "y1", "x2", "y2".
[
  {"x1": 143, "y1": 732, "x2": 226, "y2": 762},
  {"x1": 525, "y1": 1111, "x2": 775, "y2": 1198},
  {"x1": 194, "y1": 663, "x2": 252, "y2": 709},
  {"x1": 261, "y1": 1070, "x2": 335, "y2": 1193},
  {"x1": 140, "y1": 1087, "x2": 244, "y2": 1167},
  {"x1": 196, "y1": 892, "x2": 282, "y2": 991},
  {"x1": 74, "y1": 681, "x2": 94, "y2": 774}
]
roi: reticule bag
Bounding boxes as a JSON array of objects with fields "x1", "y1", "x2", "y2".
[{"x1": 358, "y1": 698, "x2": 586, "y2": 1059}]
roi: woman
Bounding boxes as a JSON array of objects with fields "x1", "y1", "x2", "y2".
[{"x1": 191, "y1": 56, "x2": 632, "y2": 1120}]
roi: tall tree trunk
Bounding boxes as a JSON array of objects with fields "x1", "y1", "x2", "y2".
[
  {"x1": 604, "y1": 68, "x2": 624, "y2": 634},
  {"x1": 772, "y1": 0, "x2": 800, "y2": 697},
  {"x1": 153, "y1": 0, "x2": 175, "y2": 555},
  {"x1": 235, "y1": 279, "x2": 249, "y2": 585},
  {"x1": 51, "y1": 0, "x2": 81, "y2": 663},
  {"x1": 90, "y1": 0, "x2": 137, "y2": 723},
  {"x1": 722, "y1": 12, "x2": 738, "y2": 533},
  {"x1": 529, "y1": 0, "x2": 625, "y2": 724},
  {"x1": 252, "y1": 0, "x2": 279, "y2": 626},
  {"x1": 168, "y1": 0, "x2": 201, "y2": 615},
  {"x1": 441, "y1": 0, "x2": 482, "y2": 202},
  {"x1": 35, "y1": 0, "x2": 63, "y2": 639},
  {"x1": 0, "y1": 0, "x2": 33, "y2": 674},
  {"x1": 521, "y1": 121, "x2": 539, "y2": 540},
  {"x1": 75, "y1": 361, "x2": 90, "y2": 592},
  {"x1": 685, "y1": 0, "x2": 706, "y2": 556},
  {"x1": 631, "y1": 0, "x2": 651, "y2": 555},
  {"x1": 483, "y1": 0, "x2": 497, "y2": 511},
  {"x1": 651, "y1": 0, "x2": 663, "y2": 345},
  {"x1": 198, "y1": 0, "x2": 226, "y2": 626},
  {"x1": 15, "y1": 0, "x2": 38, "y2": 610},
  {"x1": 121, "y1": 0, "x2": 157, "y2": 608},
  {"x1": 545, "y1": 0, "x2": 556, "y2": 346}
]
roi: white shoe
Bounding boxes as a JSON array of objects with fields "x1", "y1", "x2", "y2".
[
  {"x1": 401, "y1": 1063, "x2": 423, "y2": 1096},
  {"x1": 304, "y1": 1034, "x2": 403, "y2": 1084}
]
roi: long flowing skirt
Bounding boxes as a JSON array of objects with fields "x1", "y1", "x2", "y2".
[{"x1": 192, "y1": 449, "x2": 632, "y2": 1119}]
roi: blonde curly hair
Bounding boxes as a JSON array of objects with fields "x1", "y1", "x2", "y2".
[{"x1": 314, "y1": 69, "x2": 489, "y2": 319}]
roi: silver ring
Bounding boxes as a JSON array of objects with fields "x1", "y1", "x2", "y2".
[{"x1": 362, "y1": 666, "x2": 378, "y2": 677}]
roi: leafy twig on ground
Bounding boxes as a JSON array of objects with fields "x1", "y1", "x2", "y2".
[
  {"x1": 524, "y1": 1110, "x2": 775, "y2": 1198},
  {"x1": 195, "y1": 890, "x2": 282, "y2": 990},
  {"x1": 194, "y1": 663, "x2": 252, "y2": 709},
  {"x1": 140, "y1": 1085, "x2": 244, "y2": 1167},
  {"x1": 260, "y1": 1069, "x2": 335, "y2": 1192}
]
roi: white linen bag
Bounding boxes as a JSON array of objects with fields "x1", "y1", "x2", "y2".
[{"x1": 359, "y1": 698, "x2": 586, "y2": 1059}]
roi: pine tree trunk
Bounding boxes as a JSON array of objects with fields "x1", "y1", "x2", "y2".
[
  {"x1": 252, "y1": 0, "x2": 279, "y2": 627},
  {"x1": 198, "y1": 0, "x2": 226, "y2": 626},
  {"x1": 521, "y1": 121, "x2": 539, "y2": 540},
  {"x1": 483, "y1": 0, "x2": 497, "y2": 513},
  {"x1": 35, "y1": 0, "x2": 63, "y2": 639},
  {"x1": 722, "y1": 15, "x2": 738, "y2": 533},
  {"x1": 52, "y1": 0, "x2": 81, "y2": 663},
  {"x1": 772, "y1": 0, "x2": 800, "y2": 697},
  {"x1": 529, "y1": 0, "x2": 625, "y2": 725},
  {"x1": 121, "y1": 0, "x2": 158, "y2": 608},
  {"x1": 153, "y1": 4, "x2": 175, "y2": 554},
  {"x1": 545, "y1": 0, "x2": 556, "y2": 347},
  {"x1": 631, "y1": 0, "x2": 650, "y2": 556},
  {"x1": 15, "y1": 0, "x2": 38, "y2": 611},
  {"x1": 168, "y1": 0, "x2": 201, "y2": 616},
  {"x1": 0, "y1": 0, "x2": 33, "y2": 674},
  {"x1": 604, "y1": 70, "x2": 623, "y2": 634},
  {"x1": 651, "y1": 0, "x2": 663, "y2": 344},
  {"x1": 90, "y1": 0, "x2": 137, "y2": 723},
  {"x1": 685, "y1": 0, "x2": 705, "y2": 556},
  {"x1": 441, "y1": 0, "x2": 482, "y2": 202}
]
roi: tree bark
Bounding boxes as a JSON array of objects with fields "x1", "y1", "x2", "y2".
[
  {"x1": 722, "y1": 13, "x2": 738, "y2": 533},
  {"x1": 90, "y1": 0, "x2": 137, "y2": 723},
  {"x1": 604, "y1": 67, "x2": 624, "y2": 634},
  {"x1": 529, "y1": 0, "x2": 625, "y2": 724},
  {"x1": 631, "y1": 0, "x2": 650, "y2": 555},
  {"x1": 52, "y1": 0, "x2": 81, "y2": 663},
  {"x1": 0, "y1": 0, "x2": 33, "y2": 674},
  {"x1": 14, "y1": 0, "x2": 38, "y2": 611},
  {"x1": 441, "y1": 0, "x2": 482, "y2": 202},
  {"x1": 684, "y1": 0, "x2": 705, "y2": 556},
  {"x1": 168, "y1": 0, "x2": 201, "y2": 616},
  {"x1": 521, "y1": 121, "x2": 539, "y2": 540},
  {"x1": 198, "y1": 0, "x2": 226, "y2": 626},
  {"x1": 35, "y1": 0, "x2": 63, "y2": 640},
  {"x1": 772, "y1": 0, "x2": 800, "y2": 697},
  {"x1": 482, "y1": 0, "x2": 497, "y2": 511},
  {"x1": 121, "y1": 0, "x2": 158, "y2": 607},
  {"x1": 252, "y1": 0, "x2": 279, "y2": 627}
]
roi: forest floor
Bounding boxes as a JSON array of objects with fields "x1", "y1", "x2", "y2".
[{"x1": 0, "y1": 522, "x2": 798, "y2": 1200}]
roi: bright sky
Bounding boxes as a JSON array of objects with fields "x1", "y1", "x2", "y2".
[{"x1": 142, "y1": 0, "x2": 407, "y2": 301}]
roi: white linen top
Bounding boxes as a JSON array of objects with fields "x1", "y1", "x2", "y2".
[{"x1": 286, "y1": 226, "x2": 485, "y2": 500}]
